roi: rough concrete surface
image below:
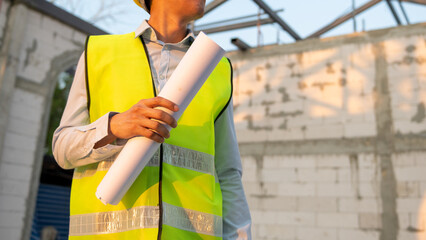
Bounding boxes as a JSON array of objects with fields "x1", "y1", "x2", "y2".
[{"x1": 229, "y1": 22, "x2": 426, "y2": 240}]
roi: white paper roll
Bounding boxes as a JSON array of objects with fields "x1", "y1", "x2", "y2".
[{"x1": 96, "y1": 32, "x2": 226, "y2": 205}]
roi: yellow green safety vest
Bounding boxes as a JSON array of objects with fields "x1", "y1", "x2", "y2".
[{"x1": 68, "y1": 32, "x2": 232, "y2": 240}]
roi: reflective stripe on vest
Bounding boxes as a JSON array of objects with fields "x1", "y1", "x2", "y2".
[
  {"x1": 69, "y1": 32, "x2": 232, "y2": 240},
  {"x1": 73, "y1": 144, "x2": 217, "y2": 180},
  {"x1": 69, "y1": 203, "x2": 222, "y2": 237}
]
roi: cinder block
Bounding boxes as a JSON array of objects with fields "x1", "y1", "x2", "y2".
[
  {"x1": 343, "y1": 122, "x2": 376, "y2": 138},
  {"x1": 394, "y1": 120, "x2": 426, "y2": 135},
  {"x1": 262, "y1": 183, "x2": 279, "y2": 196},
  {"x1": 241, "y1": 168, "x2": 256, "y2": 183},
  {"x1": 0, "y1": 162, "x2": 33, "y2": 181},
  {"x1": 12, "y1": 89, "x2": 44, "y2": 108},
  {"x1": 395, "y1": 167, "x2": 426, "y2": 181},
  {"x1": 317, "y1": 183, "x2": 356, "y2": 197},
  {"x1": 277, "y1": 211, "x2": 316, "y2": 226},
  {"x1": 338, "y1": 229, "x2": 379, "y2": 240},
  {"x1": 393, "y1": 153, "x2": 419, "y2": 167},
  {"x1": 298, "y1": 197, "x2": 338, "y2": 212},
  {"x1": 316, "y1": 155, "x2": 350, "y2": 168},
  {"x1": 4, "y1": 132, "x2": 37, "y2": 152},
  {"x1": 297, "y1": 168, "x2": 337, "y2": 182},
  {"x1": 297, "y1": 227, "x2": 337, "y2": 240},
  {"x1": 359, "y1": 183, "x2": 380, "y2": 198},
  {"x1": 337, "y1": 169, "x2": 351, "y2": 183},
  {"x1": 261, "y1": 168, "x2": 297, "y2": 182},
  {"x1": 392, "y1": 102, "x2": 419, "y2": 121},
  {"x1": 412, "y1": 152, "x2": 426, "y2": 166},
  {"x1": 0, "y1": 211, "x2": 24, "y2": 228},
  {"x1": 243, "y1": 182, "x2": 261, "y2": 196},
  {"x1": 263, "y1": 155, "x2": 281, "y2": 168},
  {"x1": 398, "y1": 230, "x2": 423, "y2": 240},
  {"x1": 266, "y1": 127, "x2": 305, "y2": 142},
  {"x1": 398, "y1": 212, "x2": 411, "y2": 230},
  {"x1": 236, "y1": 129, "x2": 268, "y2": 143},
  {"x1": 338, "y1": 198, "x2": 380, "y2": 213},
  {"x1": 245, "y1": 182, "x2": 279, "y2": 197},
  {"x1": 317, "y1": 212, "x2": 358, "y2": 228},
  {"x1": 358, "y1": 168, "x2": 379, "y2": 182},
  {"x1": 241, "y1": 156, "x2": 257, "y2": 170},
  {"x1": 0, "y1": 179, "x2": 31, "y2": 197},
  {"x1": 7, "y1": 116, "x2": 41, "y2": 137},
  {"x1": 279, "y1": 182, "x2": 316, "y2": 196},
  {"x1": 279, "y1": 155, "x2": 316, "y2": 169},
  {"x1": 396, "y1": 198, "x2": 423, "y2": 213},
  {"x1": 2, "y1": 146, "x2": 35, "y2": 166},
  {"x1": 259, "y1": 196, "x2": 297, "y2": 211},
  {"x1": 359, "y1": 213, "x2": 382, "y2": 230},
  {"x1": 397, "y1": 182, "x2": 420, "y2": 198},
  {"x1": 9, "y1": 100, "x2": 43, "y2": 123},
  {"x1": 419, "y1": 182, "x2": 426, "y2": 194},
  {"x1": 257, "y1": 224, "x2": 296, "y2": 239},
  {"x1": 251, "y1": 210, "x2": 278, "y2": 225},
  {"x1": 304, "y1": 124, "x2": 344, "y2": 140},
  {"x1": 0, "y1": 227, "x2": 22, "y2": 240},
  {"x1": 358, "y1": 154, "x2": 377, "y2": 168},
  {"x1": 0, "y1": 195, "x2": 26, "y2": 211}
]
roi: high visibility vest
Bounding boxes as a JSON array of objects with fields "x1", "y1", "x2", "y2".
[{"x1": 68, "y1": 32, "x2": 232, "y2": 240}]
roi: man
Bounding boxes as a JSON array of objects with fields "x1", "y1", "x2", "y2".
[{"x1": 52, "y1": 0, "x2": 252, "y2": 239}]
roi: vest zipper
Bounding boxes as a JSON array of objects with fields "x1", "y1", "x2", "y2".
[
  {"x1": 157, "y1": 144, "x2": 164, "y2": 240},
  {"x1": 139, "y1": 36, "x2": 163, "y2": 239}
]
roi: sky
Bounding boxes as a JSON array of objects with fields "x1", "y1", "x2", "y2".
[{"x1": 50, "y1": 0, "x2": 426, "y2": 51}]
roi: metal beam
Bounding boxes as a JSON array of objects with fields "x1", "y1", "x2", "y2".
[
  {"x1": 398, "y1": 0, "x2": 411, "y2": 24},
  {"x1": 231, "y1": 38, "x2": 251, "y2": 52},
  {"x1": 195, "y1": 18, "x2": 274, "y2": 34},
  {"x1": 204, "y1": 0, "x2": 228, "y2": 15},
  {"x1": 385, "y1": 0, "x2": 402, "y2": 25},
  {"x1": 252, "y1": 0, "x2": 301, "y2": 41},
  {"x1": 307, "y1": 0, "x2": 381, "y2": 39},
  {"x1": 400, "y1": 0, "x2": 426, "y2": 5}
]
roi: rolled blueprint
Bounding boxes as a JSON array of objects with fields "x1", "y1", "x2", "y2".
[{"x1": 96, "y1": 32, "x2": 226, "y2": 205}]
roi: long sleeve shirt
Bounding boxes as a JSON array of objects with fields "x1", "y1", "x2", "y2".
[{"x1": 52, "y1": 20, "x2": 251, "y2": 239}]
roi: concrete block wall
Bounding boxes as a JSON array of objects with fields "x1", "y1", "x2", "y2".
[
  {"x1": 228, "y1": 23, "x2": 426, "y2": 240},
  {"x1": 0, "y1": 2, "x2": 85, "y2": 239},
  {"x1": 0, "y1": 0, "x2": 10, "y2": 41}
]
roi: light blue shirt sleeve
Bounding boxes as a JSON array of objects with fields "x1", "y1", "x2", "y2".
[{"x1": 214, "y1": 99, "x2": 252, "y2": 240}]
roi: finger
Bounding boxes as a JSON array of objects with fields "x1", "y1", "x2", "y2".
[
  {"x1": 143, "y1": 97, "x2": 179, "y2": 112},
  {"x1": 139, "y1": 108, "x2": 178, "y2": 128},
  {"x1": 135, "y1": 126, "x2": 164, "y2": 143},
  {"x1": 139, "y1": 118, "x2": 170, "y2": 139}
]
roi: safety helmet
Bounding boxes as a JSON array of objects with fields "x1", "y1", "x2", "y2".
[{"x1": 133, "y1": 0, "x2": 149, "y2": 12}]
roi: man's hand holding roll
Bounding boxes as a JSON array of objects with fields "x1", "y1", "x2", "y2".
[{"x1": 94, "y1": 96, "x2": 179, "y2": 148}]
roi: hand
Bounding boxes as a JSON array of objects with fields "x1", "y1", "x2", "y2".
[{"x1": 109, "y1": 97, "x2": 179, "y2": 143}]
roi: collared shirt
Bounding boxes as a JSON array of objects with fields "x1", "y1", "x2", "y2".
[{"x1": 52, "y1": 20, "x2": 251, "y2": 240}]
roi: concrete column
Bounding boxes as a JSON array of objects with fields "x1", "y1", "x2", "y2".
[{"x1": 0, "y1": 2, "x2": 29, "y2": 173}]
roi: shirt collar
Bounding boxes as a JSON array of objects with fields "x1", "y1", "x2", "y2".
[{"x1": 134, "y1": 20, "x2": 195, "y2": 47}]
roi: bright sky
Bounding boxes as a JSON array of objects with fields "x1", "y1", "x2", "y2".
[{"x1": 51, "y1": 0, "x2": 426, "y2": 51}]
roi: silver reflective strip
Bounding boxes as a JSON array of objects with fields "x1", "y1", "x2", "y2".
[
  {"x1": 69, "y1": 206, "x2": 160, "y2": 236},
  {"x1": 163, "y1": 202, "x2": 223, "y2": 237},
  {"x1": 163, "y1": 143, "x2": 215, "y2": 176},
  {"x1": 73, "y1": 149, "x2": 160, "y2": 179}
]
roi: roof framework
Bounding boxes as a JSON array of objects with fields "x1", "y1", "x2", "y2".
[{"x1": 194, "y1": 0, "x2": 426, "y2": 49}]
